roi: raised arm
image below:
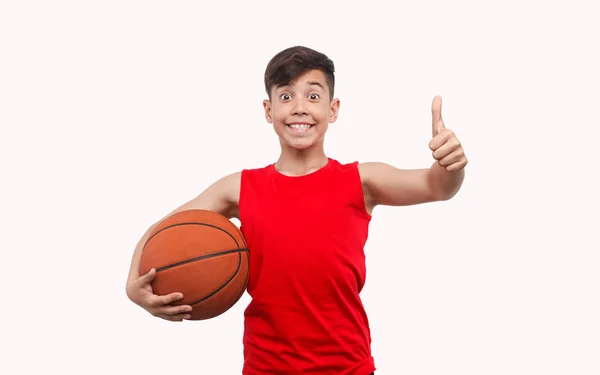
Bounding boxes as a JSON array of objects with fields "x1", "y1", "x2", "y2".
[{"x1": 359, "y1": 96, "x2": 467, "y2": 211}]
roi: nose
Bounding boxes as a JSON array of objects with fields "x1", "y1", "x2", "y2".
[{"x1": 291, "y1": 97, "x2": 309, "y2": 116}]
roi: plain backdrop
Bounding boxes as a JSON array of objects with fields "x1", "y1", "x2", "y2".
[{"x1": 1, "y1": 1, "x2": 599, "y2": 374}]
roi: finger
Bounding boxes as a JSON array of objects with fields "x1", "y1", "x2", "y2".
[
  {"x1": 138, "y1": 268, "x2": 156, "y2": 286},
  {"x1": 431, "y1": 96, "x2": 445, "y2": 137},
  {"x1": 155, "y1": 312, "x2": 192, "y2": 322},
  {"x1": 445, "y1": 160, "x2": 467, "y2": 172},
  {"x1": 154, "y1": 304, "x2": 193, "y2": 316},
  {"x1": 432, "y1": 137, "x2": 461, "y2": 160},
  {"x1": 148, "y1": 292, "x2": 184, "y2": 308},
  {"x1": 438, "y1": 149, "x2": 465, "y2": 167},
  {"x1": 428, "y1": 129, "x2": 453, "y2": 152}
]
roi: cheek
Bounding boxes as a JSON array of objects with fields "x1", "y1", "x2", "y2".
[
  {"x1": 317, "y1": 123, "x2": 329, "y2": 135},
  {"x1": 322, "y1": 102, "x2": 333, "y2": 117},
  {"x1": 270, "y1": 109, "x2": 286, "y2": 124}
]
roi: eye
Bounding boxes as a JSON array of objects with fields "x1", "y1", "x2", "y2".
[
  {"x1": 309, "y1": 93, "x2": 320, "y2": 100},
  {"x1": 280, "y1": 93, "x2": 291, "y2": 101}
]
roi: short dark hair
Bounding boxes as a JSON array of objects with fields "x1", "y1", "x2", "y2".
[{"x1": 264, "y1": 46, "x2": 335, "y2": 99}]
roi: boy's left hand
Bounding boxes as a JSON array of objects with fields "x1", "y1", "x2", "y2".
[{"x1": 428, "y1": 96, "x2": 468, "y2": 172}]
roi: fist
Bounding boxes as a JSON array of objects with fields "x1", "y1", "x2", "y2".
[{"x1": 428, "y1": 96, "x2": 468, "y2": 172}]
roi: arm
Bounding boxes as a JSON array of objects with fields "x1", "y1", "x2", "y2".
[
  {"x1": 359, "y1": 161, "x2": 464, "y2": 209},
  {"x1": 125, "y1": 171, "x2": 241, "y2": 318},
  {"x1": 359, "y1": 96, "x2": 467, "y2": 210}
]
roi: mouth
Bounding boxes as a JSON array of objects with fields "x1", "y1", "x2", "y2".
[{"x1": 286, "y1": 123, "x2": 315, "y2": 133}]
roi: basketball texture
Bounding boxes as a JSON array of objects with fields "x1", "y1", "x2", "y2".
[{"x1": 139, "y1": 209, "x2": 249, "y2": 320}]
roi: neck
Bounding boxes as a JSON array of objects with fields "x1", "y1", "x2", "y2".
[{"x1": 274, "y1": 145, "x2": 328, "y2": 177}]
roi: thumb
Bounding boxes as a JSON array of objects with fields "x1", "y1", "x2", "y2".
[{"x1": 431, "y1": 95, "x2": 446, "y2": 137}]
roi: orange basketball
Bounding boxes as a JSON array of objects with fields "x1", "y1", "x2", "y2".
[{"x1": 139, "y1": 209, "x2": 249, "y2": 320}]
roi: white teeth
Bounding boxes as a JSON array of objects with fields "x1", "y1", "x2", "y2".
[{"x1": 289, "y1": 124, "x2": 311, "y2": 129}]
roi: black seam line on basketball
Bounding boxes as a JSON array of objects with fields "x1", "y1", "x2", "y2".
[
  {"x1": 229, "y1": 251, "x2": 250, "y2": 306},
  {"x1": 232, "y1": 224, "x2": 247, "y2": 248},
  {"x1": 155, "y1": 248, "x2": 248, "y2": 273},
  {"x1": 143, "y1": 222, "x2": 241, "y2": 252},
  {"x1": 190, "y1": 251, "x2": 243, "y2": 307}
]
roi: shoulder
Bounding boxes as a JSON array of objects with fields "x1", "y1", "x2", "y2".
[
  {"x1": 158, "y1": 170, "x2": 243, "y2": 221},
  {"x1": 329, "y1": 159, "x2": 378, "y2": 183},
  {"x1": 220, "y1": 171, "x2": 242, "y2": 188},
  {"x1": 329, "y1": 158, "x2": 359, "y2": 173},
  {"x1": 357, "y1": 161, "x2": 383, "y2": 184},
  {"x1": 205, "y1": 171, "x2": 242, "y2": 206},
  {"x1": 240, "y1": 164, "x2": 272, "y2": 185}
]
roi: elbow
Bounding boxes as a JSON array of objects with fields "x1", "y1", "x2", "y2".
[
  {"x1": 430, "y1": 168, "x2": 465, "y2": 202},
  {"x1": 438, "y1": 190, "x2": 457, "y2": 201},
  {"x1": 432, "y1": 183, "x2": 461, "y2": 202},
  {"x1": 437, "y1": 182, "x2": 463, "y2": 201}
]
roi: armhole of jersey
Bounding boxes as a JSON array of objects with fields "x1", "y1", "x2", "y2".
[
  {"x1": 239, "y1": 169, "x2": 249, "y2": 229},
  {"x1": 352, "y1": 161, "x2": 373, "y2": 220}
]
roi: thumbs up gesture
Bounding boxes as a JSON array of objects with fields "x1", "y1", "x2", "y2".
[{"x1": 428, "y1": 96, "x2": 468, "y2": 172}]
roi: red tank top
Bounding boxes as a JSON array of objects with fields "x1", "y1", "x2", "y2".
[{"x1": 239, "y1": 158, "x2": 375, "y2": 375}]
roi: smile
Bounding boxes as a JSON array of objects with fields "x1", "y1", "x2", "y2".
[{"x1": 286, "y1": 123, "x2": 315, "y2": 133}]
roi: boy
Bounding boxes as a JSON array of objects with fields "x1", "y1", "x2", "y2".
[{"x1": 126, "y1": 46, "x2": 467, "y2": 374}]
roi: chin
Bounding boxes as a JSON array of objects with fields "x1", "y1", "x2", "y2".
[{"x1": 286, "y1": 140, "x2": 315, "y2": 150}]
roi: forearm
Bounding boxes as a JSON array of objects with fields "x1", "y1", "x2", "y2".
[{"x1": 427, "y1": 161, "x2": 465, "y2": 200}]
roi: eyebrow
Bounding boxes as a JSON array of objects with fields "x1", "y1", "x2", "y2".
[
  {"x1": 277, "y1": 81, "x2": 325, "y2": 91},
  {"x1": 306, "y1": 81, "x2": 325, "y2": 90}
]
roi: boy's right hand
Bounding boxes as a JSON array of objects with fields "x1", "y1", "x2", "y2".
[{"x1": 127, "y1": 268, "x2": 193, "y2": 322}]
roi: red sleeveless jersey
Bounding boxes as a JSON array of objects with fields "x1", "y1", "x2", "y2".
[{"x1": 239, "y1": 158, "x2": 375, "y2": 375}]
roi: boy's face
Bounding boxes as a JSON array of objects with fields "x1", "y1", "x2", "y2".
[{"x1": 263, "y1": 69, "x2": 340, "y2": 151}]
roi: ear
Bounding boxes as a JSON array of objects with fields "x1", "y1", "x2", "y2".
[
  {"x1": 329, "y1": 98, "x2": 340, "y2": 123},
  {"x1": 263, "y1": 99, "x2": 273, "y2": 123}
]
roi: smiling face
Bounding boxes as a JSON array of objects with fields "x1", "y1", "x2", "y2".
[{"x1": 263, "y1": 69, "x2": 340, "y2": 151}]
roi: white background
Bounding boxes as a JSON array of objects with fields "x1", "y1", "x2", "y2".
[{"x1": 1, "y1": 1, "x2": 599, "y2": 374}]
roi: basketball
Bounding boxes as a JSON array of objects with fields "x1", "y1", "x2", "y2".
[{"x1": 139, "y1": 209, "x2": 249, "y2": 320}]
